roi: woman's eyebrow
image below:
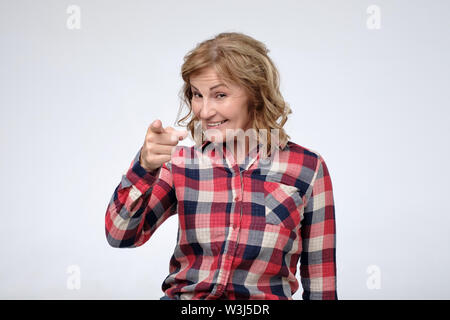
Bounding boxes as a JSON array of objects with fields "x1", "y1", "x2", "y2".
[{"x1": 191, "y1": 83, "x2": 228, "y2": 91}]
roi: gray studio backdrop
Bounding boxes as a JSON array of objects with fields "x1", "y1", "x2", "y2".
[{"x1": 0, "y1": 0, "x2": 449, "y2": 299}]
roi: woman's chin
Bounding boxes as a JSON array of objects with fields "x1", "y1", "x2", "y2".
[{"x1": 205, "y1": 127, "x2": 226, "y2": 141}]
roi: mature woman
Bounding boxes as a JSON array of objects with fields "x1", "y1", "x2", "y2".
[{"x1": 105, "y1": 32, "x2": 337, "y2": 300}]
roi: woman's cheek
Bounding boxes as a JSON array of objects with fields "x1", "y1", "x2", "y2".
[{"x1": 191, "y1": 105, "x2": 201, "y2": 117}]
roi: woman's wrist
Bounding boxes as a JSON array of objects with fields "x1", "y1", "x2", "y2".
[{"x1": 139, "y1": 153, "x2": 161, "y2": 173}]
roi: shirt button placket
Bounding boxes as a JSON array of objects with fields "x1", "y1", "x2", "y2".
[
  {"x1": 233, "y1": 194, "x2": 240, "y2": 230},
  {"x1": 210, "y1": 163, "x2": 244, "y2": 299},
  {"x1": 227, "y1": 168, "x2": 243, "y2": 259},
  {"x1": 216, "y1": 169, "x2": 242, "y2": 294}
]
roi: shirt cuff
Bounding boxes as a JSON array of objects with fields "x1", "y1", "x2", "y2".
[{"x1": 121, "y1": 147, "x2": 162, "y2": 193}]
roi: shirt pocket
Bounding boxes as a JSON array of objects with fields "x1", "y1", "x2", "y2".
[{"x1": 263, "y1": 181, "x2": 304, "y2": 230}]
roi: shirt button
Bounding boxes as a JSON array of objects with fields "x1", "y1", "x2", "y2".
[{"x1": 234, "y1": 196, "x2": 240, "y2": 201}]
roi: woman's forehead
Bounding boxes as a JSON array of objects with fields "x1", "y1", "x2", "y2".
[{"x1": 190, "y1": 68, "x2": 223, "y2": 82}]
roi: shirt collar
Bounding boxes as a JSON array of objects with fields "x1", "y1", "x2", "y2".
[
  {"x1": 197, "y1": 138, "x2": 289, "y2": 171},
  {"x1": 199, "y1": 139, "x2": 289, "y2": 153}
]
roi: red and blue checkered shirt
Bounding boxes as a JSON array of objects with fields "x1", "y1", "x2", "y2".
[{"x1": 105, "y1": 139, "x2": 337, "y2": 300}]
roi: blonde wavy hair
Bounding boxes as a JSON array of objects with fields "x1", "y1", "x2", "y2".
[{"x1": 175, "y1": 31, "x2": 292, "y2": 154}]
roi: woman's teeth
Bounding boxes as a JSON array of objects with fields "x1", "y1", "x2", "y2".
[{"x1": 207, "y1": 120, "x2": 228, "y2": 127}]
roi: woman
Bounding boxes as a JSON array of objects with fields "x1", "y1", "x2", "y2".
[{"x1": 105, "y1": 32, "x2": 337, "y2": 300}]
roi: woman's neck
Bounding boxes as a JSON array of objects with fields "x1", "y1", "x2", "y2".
[{"x1": 226, "y1": 136, "x2": 250, "y2": 166}]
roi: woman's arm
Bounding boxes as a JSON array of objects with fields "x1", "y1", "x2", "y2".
[
  {"x1": 105, "y1": 147, "x2": 177, "y2": 248},
  {"x1": 300, "y1": 154, "x2": 338, "y2": 300}
]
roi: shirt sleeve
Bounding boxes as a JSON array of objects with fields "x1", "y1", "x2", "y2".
[
  {"x1": 105, "y1": 147, "x2": 178, "y2": 248},
  {"x1": 300, "y1": 154, "x2": 338, "y2": 300}
]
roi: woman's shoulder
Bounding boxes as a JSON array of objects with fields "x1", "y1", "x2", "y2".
[
  {"x1": 284, "y1": 141, "x2": 334, "y2": 186},
  {"x1": 285, "y1": 140, "x2": 324, "y2": 162}
]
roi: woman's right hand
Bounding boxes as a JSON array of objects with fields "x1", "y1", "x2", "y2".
[{"x1": 139, "y1": 119, "x2": 188, "y2": 172}]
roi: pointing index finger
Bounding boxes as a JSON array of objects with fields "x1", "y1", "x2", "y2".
[{"x1": 149, "y1": 119, "x2": 165, "y2": 134}]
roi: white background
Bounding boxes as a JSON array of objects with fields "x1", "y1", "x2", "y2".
[{"x1": 0, "y1": 0, "x2": 449, "y2": 299}]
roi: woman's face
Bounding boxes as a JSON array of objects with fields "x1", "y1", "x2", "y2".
[{"x1": 190, "y1": 66, "x2": 252, "y2": 143}]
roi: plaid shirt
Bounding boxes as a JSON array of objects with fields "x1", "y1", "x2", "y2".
[{"x1": 105, "y1": 139, "x2": 337, "y2": 300}]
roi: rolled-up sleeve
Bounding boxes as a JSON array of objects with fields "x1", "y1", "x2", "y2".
[{"x1": 300, "y1": 154, "x2": 337, "y2": 300}]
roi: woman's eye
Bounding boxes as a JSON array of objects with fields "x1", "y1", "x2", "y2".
[{"x1": 193, "y1": 92, "x2": 226, "y2": 99}]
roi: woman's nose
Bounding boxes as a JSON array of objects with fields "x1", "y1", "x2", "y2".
[{"x1": 199, "y1": 99, "x2": 216, "y2": 119}]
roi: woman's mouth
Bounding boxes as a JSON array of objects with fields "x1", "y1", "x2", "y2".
[{"x1": 206, "y1": 119, "x2": 228, "y2": 129}]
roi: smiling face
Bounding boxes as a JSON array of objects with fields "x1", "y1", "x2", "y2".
[{"x1": 190, "y1": 66, "x2": 253, "y2": 144}]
